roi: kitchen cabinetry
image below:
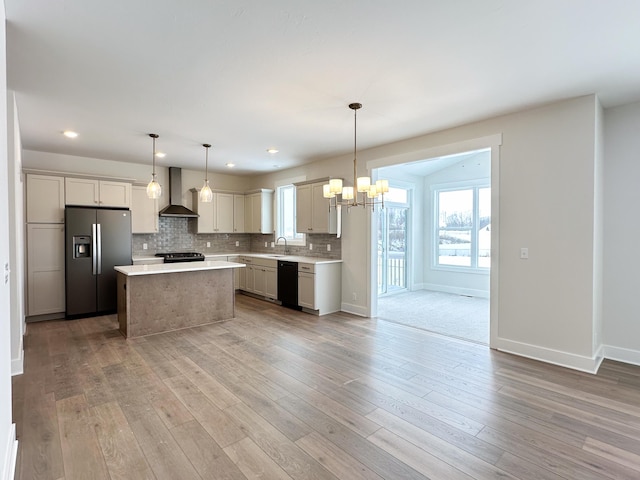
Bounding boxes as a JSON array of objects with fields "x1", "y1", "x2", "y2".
[
  {"x1": 233, "y1": 194, "x2": 245, "y2": 233},
  {"x1": 131, "y1": 185, "x2": 158, "y2": 233},
  {"x1": 26, "y1": 174, "x2": 65, "y2": 223},
  {"x1": 295, "y1": 179, "x2": 338, "y2": 234},
  {"x1": 65, "y1": 178, "x2": 131, "y2": 208},
  {"x1": 240, "y1": 256, "x2": 277, "y2": 299},
  {"x1": 27, "y1": 224, "x2": 65, "y2": 316},
  {"x1": 244, "y1": 189, "x2": 274, "y2": 234},
  {"x1": 192, "y1": 190, "x2": 236, "y2": 233},
  {"x1": 298, "y1": 262, "x2": 341, "y2": 315}
]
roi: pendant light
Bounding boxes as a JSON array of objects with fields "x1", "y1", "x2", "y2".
[
  {"x1": 199, "y1": 143, "x2": 213, "y2": 203},
  {"x1": 323, "y1": 103, "x2": 388, "y2": 209},
  {"x1": 146, "y1": 133, "x2": 162, "y2": 199}
]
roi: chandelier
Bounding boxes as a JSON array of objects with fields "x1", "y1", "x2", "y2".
[{"x1": 323, "y1": 103, "x2": 388, "y2": 209}]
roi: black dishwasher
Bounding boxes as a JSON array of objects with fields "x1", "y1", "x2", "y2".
[{"x1": 278, "y1": 261, "x2": 301, "y2": 310}]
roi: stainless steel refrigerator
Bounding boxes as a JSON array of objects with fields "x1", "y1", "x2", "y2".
[{"x1": 65, "y1": 206, "x2": 132, "y2": 318}]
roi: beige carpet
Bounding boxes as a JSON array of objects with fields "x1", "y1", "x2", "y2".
[{"x1": 376, "y1": 290, "x2": 489, "y2": 344}]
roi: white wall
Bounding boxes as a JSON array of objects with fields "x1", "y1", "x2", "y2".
[
  {"x1": 1, "y1": 2, "x2": 19, "y2": 477},
  {"x1": 603, "y1": 100, "x2": 640, "y2": 365}
]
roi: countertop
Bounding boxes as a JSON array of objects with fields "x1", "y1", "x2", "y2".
[
  {"x1": 115, "y1": 260, "x2": 245, "y2": 276},
  {"x1": 132, "y1": 253, "x2": 342, "y2": 265}
]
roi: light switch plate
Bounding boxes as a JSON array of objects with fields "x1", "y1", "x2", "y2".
[{"x1": 520, "y1": 247, "x2": 529, "y2": 259}]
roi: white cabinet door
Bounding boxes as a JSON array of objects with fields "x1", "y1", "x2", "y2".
[
  {"x1": 65, "y1": 178, "x2": 131, "y2": 207},
  {"x1": 295, "y1": 181, "x2": 337, "y2": 234},
  {"x1": 131, "y1": 185, "x2": 158, "y2": 233},
  {"x1": 233, "y1": 194, "x2": 245, "y2": 233},
  {"x1": 27, "y1": 224, "x2": 65, "y2": 315},
  {"x1": 26, "y1": 174, "x2": 65, "y2": 223},
  {"x1": 227, "y1": 256, "x2": 242, "y2": 289},
  {"x1": 65, "y1": 177, "x2": 99, "y2": 206},
  {"x1": 252, "y1": 266, "x2": 266, "y2": 296},
  {"x1": 192, "y1": 190, "x2": 215, "y2": 233},
  {"x1": 264, "y1": 266, "x2": 277, "y2": 299},
  {"x1": 298, "y1": 272, "x2": 315, "y2": 309},
  {"x1": 245, "y1": 190, "x2": 274, "y2": 233},
  {"x1": 295, "y1": 183, "x2": 312, "y2": 232},
  {"x1": 99, "y1": 181, "x2": 131, "y2": 208},
  {"x1": 214, "y1": 193, "x2": 235, "y2": 233}
]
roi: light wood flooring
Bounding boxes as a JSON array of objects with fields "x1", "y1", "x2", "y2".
[{"x1": 12, "y1": 294, "x2": 640, "y2": 479}]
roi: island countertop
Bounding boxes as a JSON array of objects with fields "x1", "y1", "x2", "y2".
[{"x1": 115, "y1": 260, "x2": 245, "y2": 276}]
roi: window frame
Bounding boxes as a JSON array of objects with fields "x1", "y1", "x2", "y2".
[{"x1": 431, "y1": 179, "x2": 490, "y2": 273}]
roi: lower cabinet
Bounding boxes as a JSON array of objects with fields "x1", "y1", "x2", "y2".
[
  {"x1": 227, "y1": 255, "x2": 243, "y2": 289},
  {"x1": 298, "y1": 262, "x2": 342, "y2": 315},
  {"x1": 27, "y1": 223, "x2": 66, "y2": 317},
  {"x1": 240, "y1": 257, "x2": 277, "y2": 299}
]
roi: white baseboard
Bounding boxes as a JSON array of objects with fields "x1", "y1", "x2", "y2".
[
  {"x1": 340, "y1": 302, "x2": 368, "y2": 317},
  {"x1": 421, "y1": 283, "x2": 490, "y2": 299},
  {"x1": 603, "y1": 345, "x2": 640, "y2": 367},
  {"x1": 1, "y1": 424, "x2": 17, "y2": 480},
  {"x1": 495, "y1": 337, "x2": 604, "y2": 374}
]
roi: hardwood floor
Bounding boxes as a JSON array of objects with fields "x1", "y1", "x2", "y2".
[{"x1": 12, "y1": 294, "x2": 640, "y2": 479}]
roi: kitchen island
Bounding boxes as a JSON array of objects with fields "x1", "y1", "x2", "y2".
[{"x1": 114, "y1": 260, "x2": 245, "y2": 338}]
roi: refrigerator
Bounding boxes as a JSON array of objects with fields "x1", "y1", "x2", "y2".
[{"x1": 65, "y1": 206, "x2": 132, "y2": 318}]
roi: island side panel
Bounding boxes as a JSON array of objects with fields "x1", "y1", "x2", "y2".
[
  {"x1": 125, "y1": 268, "x2": 235, "y2": 338},
  {"x1": 117, "y1": 272, "x2": 128, "y2": 337}
]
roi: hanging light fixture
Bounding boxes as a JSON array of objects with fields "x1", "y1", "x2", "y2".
[
  {"x1": 146, "y1": 133, "x2": 162, "y2": 199},
  {"x1": 199, "y1": 143, "x2": 213, "y2": 203},
  {"x1": 324, "y1": 103, "x2": 389, "y2": 210}
]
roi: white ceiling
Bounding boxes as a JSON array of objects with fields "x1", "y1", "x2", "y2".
[{"x1": 6, "y1": 1, "x2": 640, "y2": 175}]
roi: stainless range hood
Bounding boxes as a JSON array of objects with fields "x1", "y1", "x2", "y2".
[{"x1": 158, "y1": 167, "x2": 199, "y2": 218}]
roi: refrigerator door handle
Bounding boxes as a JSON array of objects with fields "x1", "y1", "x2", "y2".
[
  {"x1": 96, "y1": 223, "x2": 102, "y2": 275},
  {"x1": 92, "y1": 223, "x2": 98, "y2": 275}
]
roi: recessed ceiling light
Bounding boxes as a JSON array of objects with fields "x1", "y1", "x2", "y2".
[
  {"x1": 63, "y1": 130, "x2": 78, "y2": 138},
  {"x1": 226, "y1": 163, "x2": 235, "y2": 168},
  {"x1": 267, "y1": 148, "x2": 279, "y2": 154},
  {"x1": 155, "y1": 152, "x2": 166, "y2": 158}
]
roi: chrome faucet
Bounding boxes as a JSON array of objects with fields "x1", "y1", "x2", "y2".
[{"x1": 275, "y1": 236, "x2": 289, "y2": 255}]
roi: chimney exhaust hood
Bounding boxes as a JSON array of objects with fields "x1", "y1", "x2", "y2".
[{"x1": 158, "y1": 167, "x2": 199, "y2": 218}]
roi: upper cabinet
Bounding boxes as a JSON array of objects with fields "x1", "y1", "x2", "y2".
[
  {"x1": 295, "y1": 180, "x2": 337, "y2": 234},
  {"x1": 65, "y1": 178, "x2": 131, "y2": 208},
  {"x1": 245, "y1": 189, "x2": 274, "y2": 234},
  {"x1": 192, "y1": 190, "x2": 236, "y2": 234},
  {"x1": 26, "y1": 174, "x2": 65, "y2": 223},
  {"x1": 233, "y1": 194, "x2": 245, "y2": 233},
  {"x1": 131, "y1": 185, "x2": 158, "y2": 233}
]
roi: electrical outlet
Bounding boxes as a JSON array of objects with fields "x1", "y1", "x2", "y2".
[
  {"x1": 352, "y1": 292, "x2": 357, "y2": 301},
  {"x1": 309, "y1": 243, "x2": 313, "y2": 250},
  {"x1": 142, "y1": 243, "x2": 148, "y2": 250},
  {"x1": 206, "y1": 241, "x2": 211, "y2": 248},
  {"x1": 271, "y1": 242, "x2": 275, "y2": 248},
  {"x1": 327, "y1": 244, "x2": 331, "y2": 252},
  {"x1": 520, "y1": 247, "x2": 529, "y2": 259},
  {"x1": 235, "y1": 241, "x2": 239, "y2": 247},
  {"x1": 265, "y1": 242, "x2": 268, "y2": 248}
]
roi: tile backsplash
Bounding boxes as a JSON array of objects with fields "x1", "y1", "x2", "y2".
[{"x1": 132, "y1": 217, "x2": 341, "y2": 259}]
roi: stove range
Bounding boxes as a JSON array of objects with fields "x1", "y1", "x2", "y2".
[{"x1": 155, "y1": 252, "x2": 205, "y2": 263}]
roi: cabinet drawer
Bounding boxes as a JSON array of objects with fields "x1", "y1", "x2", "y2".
[{"x1": 298, "y1": 263, "x2": 315, "y2": 273}]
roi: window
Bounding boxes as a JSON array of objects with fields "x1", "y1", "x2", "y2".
[
  {"x1": 276, "y1": 184, "x2": 305, "y2": 245},
  {"x1": 434, "y1": 184, "x2": 490, "y2": 269}
]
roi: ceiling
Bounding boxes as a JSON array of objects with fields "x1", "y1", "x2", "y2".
[{"x1": 6, "y1": 1, "x2": 640, "y2": 175}]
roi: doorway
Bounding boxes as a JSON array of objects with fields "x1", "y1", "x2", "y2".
[
  {"x1": 377, "y1": 190, "x2": 409, "y2": 296},
  {"x1": 374, "y1": 148, "x2": 491, "y2": 345}
]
